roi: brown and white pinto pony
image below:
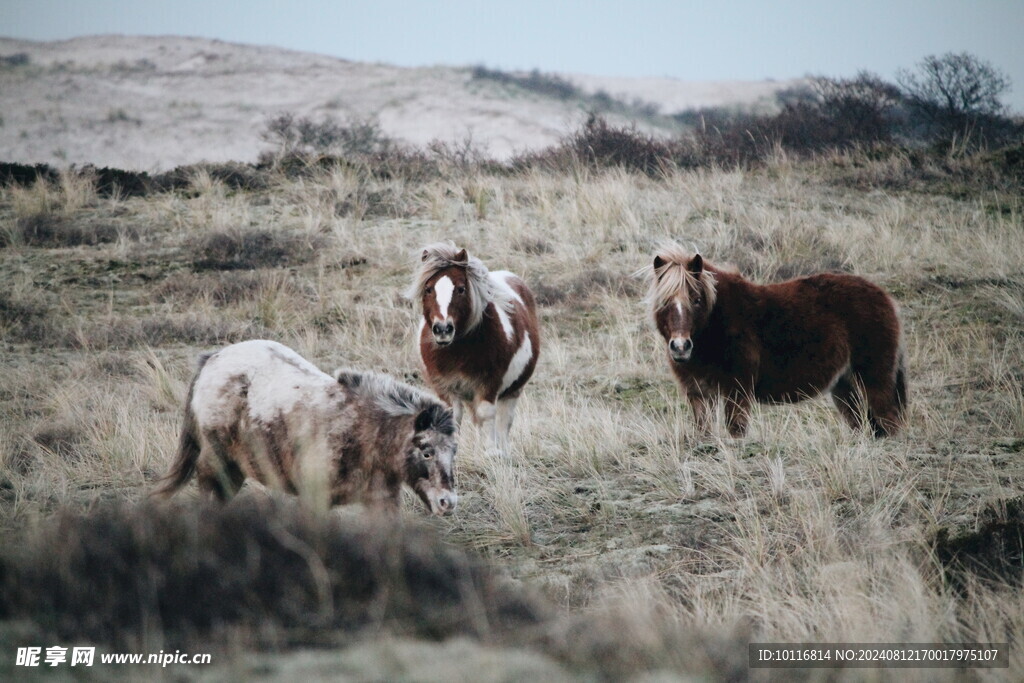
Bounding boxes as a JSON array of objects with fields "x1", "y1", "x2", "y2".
[
  {"x1": 644, "y1": 244, "x2": 907, "y2": 437},
  {"x1": 153, "y1": 340, "x2": 458, "y2": 515},
  {"x1": 407, "y1": 243, "x2": 540, "y2": 455}
]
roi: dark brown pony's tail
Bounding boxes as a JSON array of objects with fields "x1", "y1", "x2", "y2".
[{"x1": 151, "y1": 353, "x2": 211, "y2": 498}]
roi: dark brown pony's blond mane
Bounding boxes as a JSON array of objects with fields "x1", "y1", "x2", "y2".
[{"x1": 641, "y1": 242, "x2": 718, "y2": 314}]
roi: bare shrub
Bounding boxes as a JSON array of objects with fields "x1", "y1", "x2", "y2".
[
  {"x1": 0, "y1": 52, "x2": 31, "y2": 68},
  {"x1": 261, "y1": 112, "x2": 393, "y2": 162},
  {"x1": 0, "y1": 162, "x2": 58, "y2": 188},
  {"x1": 898, "y1": 52, "x2": 1014, "y2": 145},
  {"x1": 683, "y1": 73, "x2": 903, "y2": 167},
  {"x1": 516, "y1": 114, "x2": 681, "y2": 177},
  {"x1": 0, "y1": 498, "x2": 545, "y2": 647},
  {"x1": 470, "y1": 66, "x2": 661, "y2": 120}
]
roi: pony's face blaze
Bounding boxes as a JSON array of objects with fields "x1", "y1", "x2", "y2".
[
  {"x1": 422, "y1": 266, "x2": 470, "y2": 346},
  {"x1": 653, "y1": 254, "x2": 711, "y2": 363},
  {"x1": 405, "y1": 406, "x2": 458, "y2": 516}
]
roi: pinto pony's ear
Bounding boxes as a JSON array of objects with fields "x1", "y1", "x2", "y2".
[
  {"x1": 414, "y1": 403, "x2": 454, "y2": 434},
  {"x1": 453, "y1": 248, "x2": 468, "y2": 263},
  {"x1": 421, "y1": 249, "x2": 430, "y2": 262},
  {"x1": 689, "y1": 253, "x2": 704, "y2": 276},
  {"x1": 334, "y1": 368, "x2": 364, "y2": 390}
]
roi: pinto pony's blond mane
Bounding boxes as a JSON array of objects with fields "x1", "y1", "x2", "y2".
[
  {"x1": 641, "y1": 242, "x2": 718, "y2": 315},
  {"x1": 405, "y1": 242, "x2": 514, "y2": 332}
]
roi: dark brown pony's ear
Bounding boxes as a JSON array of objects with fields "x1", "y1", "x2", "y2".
[
  {"x1": 689, "y1": 254, "x2": 704, "y2": 275},
  {"x1": 453, "y1": 248, "x2": 468, "y2": 263},
  {"x1": 653, "y1": 255, "x2": 666, "y2": 277}
]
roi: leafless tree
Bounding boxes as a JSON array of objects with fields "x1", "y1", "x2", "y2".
[{"x1": 897, "y1": 53, "x2": 1010, "y2": 141}]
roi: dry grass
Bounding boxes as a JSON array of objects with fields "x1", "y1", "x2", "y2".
[{"x1": 1, "y1": 152, "x2": 1023, "y2": 679}]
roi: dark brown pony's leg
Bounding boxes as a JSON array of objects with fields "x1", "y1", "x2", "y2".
[
  {"x1": 831, "y1": 373, "x2": 867, "y2": 431},
  {"x1": 687, "y1": 392, "x2": 714, "y2": 436},
  {"x1": 195, "y1": 430, "x2": 245, "y2": 501},
  {"x1": 724, "y1": 392, "x2": 751, "y2": 437},
  {"x1": 856, "y1": 348, "x2": 906, "y2": 437},
  {"x1": 863, "y1": 378, "x2": 904, "y2": 437}
]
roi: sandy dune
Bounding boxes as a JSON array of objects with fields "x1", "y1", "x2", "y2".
[{"x1": 0, "y1": 35, "x2": 798, "y2": 170}]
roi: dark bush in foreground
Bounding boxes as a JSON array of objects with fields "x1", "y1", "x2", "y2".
[
  {"x1": 934, "y1": 495, "x2": 1024, "y2": 593},
  {"x1": 0, "y1": 498, "x2": 545, "y2": 648}
]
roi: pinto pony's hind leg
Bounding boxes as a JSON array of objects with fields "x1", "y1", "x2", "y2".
[{"x1": 196, "y1": 459, "x2": 244, "y2": 502}]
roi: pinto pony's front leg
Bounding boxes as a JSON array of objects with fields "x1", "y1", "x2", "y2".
[
  {"x1": 450, "y1": 397, "x2": 465, "y2": 429},
  {"x1": 494, "y1": 396, "x2": 518, "y2": 456},
  {"x1": 472, "y1": 397, "x2": 507, "y2": 456}
]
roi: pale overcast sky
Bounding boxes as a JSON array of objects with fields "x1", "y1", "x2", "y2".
[{"x1": 3, "y1": 0, "x2": 1022, "y2": 111}]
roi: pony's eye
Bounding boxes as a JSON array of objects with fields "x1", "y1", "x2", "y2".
[
  {"x1": 425, "y1": 286, "x2": 433, "y2": 294},
  {"x1": 456, "y1": 286, "x2": 466, "y2": 294},
  {"x1": 422, "y1": 450, "x2": 433, "y2": 459}
]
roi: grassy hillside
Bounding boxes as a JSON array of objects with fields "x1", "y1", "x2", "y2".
[{"x1": 1, "y1": 146, "x2": 1023, "y2": 679}]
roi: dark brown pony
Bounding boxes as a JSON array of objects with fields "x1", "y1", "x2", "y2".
[
  {"x1": 644, "y1": 244, "x2": 907, "y2": 437},
  {"x1": 407, "y1": 243, "x2": 540, "y2": 455}
]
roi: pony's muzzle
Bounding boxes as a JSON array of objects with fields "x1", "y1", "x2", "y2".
[
  {"x1": 431, "y1": 321, "x2": 455, "y2": 345},
  {"x1": 669, "y1": 337, "x2": 693, "y2": 362},
  {"x1": 434, "y1": 491, "x2": 458, "y2": 516}
]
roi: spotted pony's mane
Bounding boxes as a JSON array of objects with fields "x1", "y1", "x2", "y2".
[{"x1": 334, "y1": 367, "x2": 455, "y2": 434}]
